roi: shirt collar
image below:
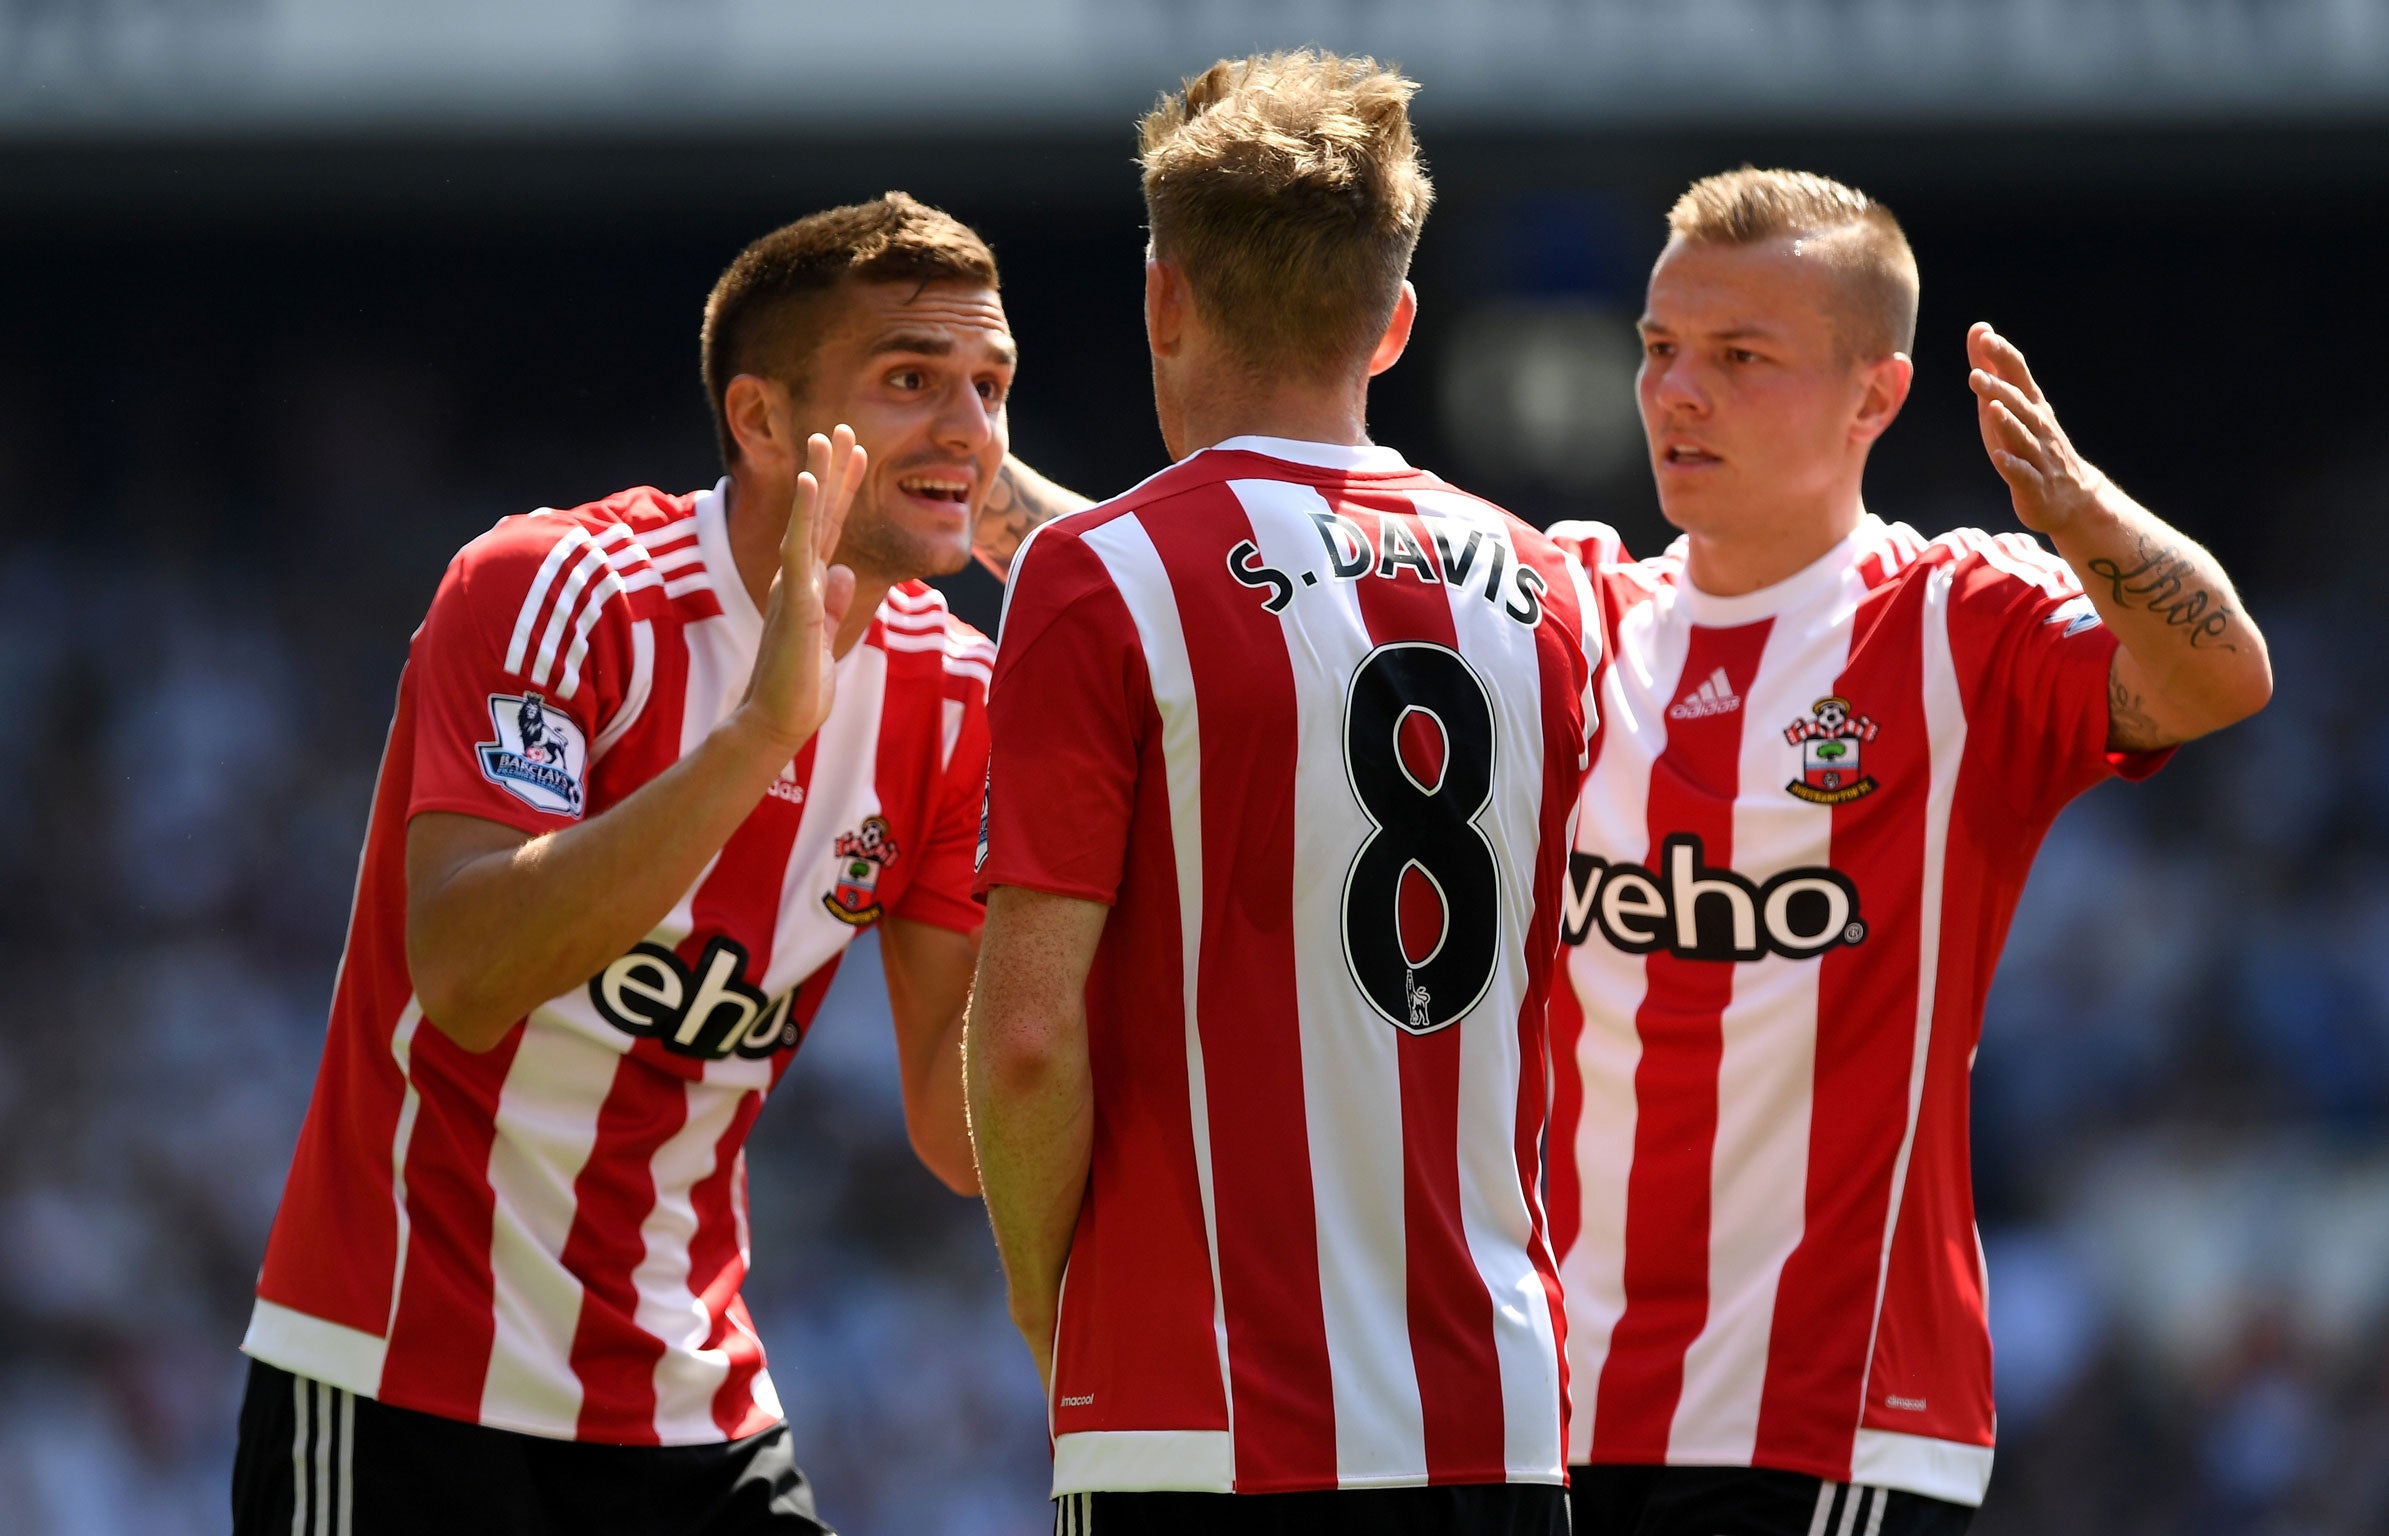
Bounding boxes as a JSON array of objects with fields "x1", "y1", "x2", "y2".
[
  {"x1": 1668, "y1": 512, "x2": 1885, "y2": 626},
  {"x1": 1203, "y1": 435, "x2": 1413, "y2": 474}
]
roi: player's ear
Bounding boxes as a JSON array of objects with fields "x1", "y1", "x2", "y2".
[
  {"x1": 1146, "y1": 258, "x2": 1188, "y2": 357},
  {"x1": 1851, "y1": 351, "x2": 1913, "y2": 446},
  {"x1": 1366, "y1": 281, "x2": 1418, "y2": 379},
  {"x1": 723, "y1": 374, "x2": 800, "y2": 476}
]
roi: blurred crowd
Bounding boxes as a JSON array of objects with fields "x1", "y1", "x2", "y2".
[{"x1": 0, "y1": 339, "x2": 2385, "y2": 1536}]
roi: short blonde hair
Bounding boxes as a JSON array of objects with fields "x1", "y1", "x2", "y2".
[
  {"x1": 1139, "y1": 50, "x2": 1434, "y2": 378},
  {"x1": 1668, "y1": 167, "x2": 1919, "y2": 360}
]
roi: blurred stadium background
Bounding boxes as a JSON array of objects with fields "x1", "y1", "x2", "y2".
[{"x1": 3, "y1": 2, "x2": 2387, "y2": 1531}]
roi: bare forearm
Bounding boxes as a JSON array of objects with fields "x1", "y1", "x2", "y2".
[
  {"x1": 2048, "y1": 487, "x2": 2272, "y2": 744},
  {"x1": 965, "y1": 1005, "x2": 1091, "y2": 1359},
  {"x1": 908, "y1": 1018, "x2": 978, "y2": 1195},
  {"x1": 408, "y1": 710, "x2": 792, "y2": 1048},
  {"x1": 881, "y1": 916, "x2": 982, "y2": 1194}
]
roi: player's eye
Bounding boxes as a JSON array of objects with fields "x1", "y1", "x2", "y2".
[
  {"x1": 887, "y1": 368, "x2": 925, "y2": 391},
  {"x1": 977, "y1": 377, "x2": 1008, "y2": 405},
  {"x1": 1726, "y1": 348, "x2": 1760, "y2": 365},
  {"x1": 1643, "y1": 340, "x2": 1674, "y2": 359}
]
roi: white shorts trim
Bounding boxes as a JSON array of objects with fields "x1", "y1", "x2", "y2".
[
  {"x1": 242, "y1": 1300, "x2": 389, "y2": 1402},
  {"x1": 1848, "y1": 1428, "x2": 1993, "y2": 1507},
  {"x1": 1052, "y1": 1430, "x2": 1234, "y2": 1495}
]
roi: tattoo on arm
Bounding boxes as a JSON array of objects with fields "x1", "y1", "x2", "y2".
[
  {"x1": 2084, "y1": 532, "x2": 2239, "y2": 651},
  {"x1": 2107, "y1": 665, "x2": 2172, "y2": 753}
]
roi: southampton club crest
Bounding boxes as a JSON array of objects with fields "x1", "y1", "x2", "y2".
[
  {"x1": 1783, "y1": 696, "x2": 1882, "y2": 805},
  {"x1": 822, "y1": 816, "x2": 901, "y2": 927},
  {"x1": 476, "y1": 691, "x2": 587, "y2": 817}
]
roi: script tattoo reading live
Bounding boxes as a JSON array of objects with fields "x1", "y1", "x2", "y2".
[
  {"x1": 1226, "y1": 510, "x2": 1549, "y2": 627},
  {"x1": 2085, "y1": 534, "x2": 2237, "y2": 650}
]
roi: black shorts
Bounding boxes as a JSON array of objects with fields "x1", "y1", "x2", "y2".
[
  {"x1": 1050, "y1": 1481, "x2": 1569, "y2": 1535},
  {"x1": 1569, "y1": 1465, "x2": 1972, "y2": 1536},
  {"x1": 231, "y1": 1359, "x2": 834, "y2": 1536}
]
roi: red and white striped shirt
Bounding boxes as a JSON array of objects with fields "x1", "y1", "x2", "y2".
[
  {"x1": 245, "y1": 480, "x2": 991, "y2": 1444},
  {"x1": 975, "y1": 437, "x2": 1600, "y2": 1497},
  {"x1": 1545, "y1": 513, "x2": 2167, "y2": 1505}
]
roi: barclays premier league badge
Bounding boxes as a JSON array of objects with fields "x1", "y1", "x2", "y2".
[{"x1": 477, "y1": 691, "x2": 588, "y2": 816}]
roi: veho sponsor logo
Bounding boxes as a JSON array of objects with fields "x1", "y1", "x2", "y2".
[
  {"x1": 587, "y1": 936, "x2": 798, "y2": 1060},
  {"x1": 1560, "y1": 833, "x2": 1865, "y2": 961}
]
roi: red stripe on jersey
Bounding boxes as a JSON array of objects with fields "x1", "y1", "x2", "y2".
[
  {"x1": 1753, "y1": 580, "x2": 1930, "y2": 1474},
  {"x1": 562, "y1": 1056, "x2": 688, "y2": 1443},
  {"x1": 1591, "y1": 619, "x2": 1773, "y2": 1461},
  {"x1": 377, "y1": 1025, "x2": 527, "y2": 1418},
  {"x1": 1545, "y1": 981, "x2": 1589, "y2": 1282},
  {"x1": 1349, "y1": 499, "x2": 1509, "y2": 1483},
  {"x1": 1141, "y1": 491, "x2": 1339, "y2": 1490},
  {"x1": 692, "y1": 1090, "x2": 768, "y2": 1437}
]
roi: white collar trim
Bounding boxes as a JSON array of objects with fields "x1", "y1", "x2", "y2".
[{"x1": 1204, "y1": 435, "x2": 1412, "y2": 473}]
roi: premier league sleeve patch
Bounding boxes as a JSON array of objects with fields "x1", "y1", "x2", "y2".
[{"x1": 477, "y1": 691, "x2": 588, "y2": 817}]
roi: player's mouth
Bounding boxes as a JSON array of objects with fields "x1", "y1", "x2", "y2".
[
  {"x1": 893, "y1": 471, "x2": 976, "y2": 511},
  {"x1": 1660, "y1": 441, "x2": 1722, "y2": 470}
]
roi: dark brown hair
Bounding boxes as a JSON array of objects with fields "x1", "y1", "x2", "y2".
[{"x1": 700, "y1": 192, "x2": 999, "y2": 466}]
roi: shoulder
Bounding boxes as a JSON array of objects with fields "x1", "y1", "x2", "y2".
[
  {"x1": 446, "y1": 487, "x2": 696, "y2": 616},
  {"x1": 1541, "y1": 518, "x2": 1632, "y2": 572},
  {"x1": 422, "y1": 488, "x2": 695, "y2": 702},
  {"x1": 1890, "y1": 523, "x2": 2088, "y2": 612},
  {"x1": 878, "y1": 581, "x2": 997, "y2": 698}
]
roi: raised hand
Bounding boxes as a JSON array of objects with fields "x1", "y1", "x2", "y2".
[
  {"x1": 1967, "y1": 321, "x2": 2109, "y2": 537},
  {"x1": 742, "y1": 426, "x2": 864, "y2": 755}
]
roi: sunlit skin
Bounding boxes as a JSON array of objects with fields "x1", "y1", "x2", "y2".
[
  {"x1": 1146, "y1": 256, "x2": 1416, "y2": 459},
  {"x1": 720, "y1": 278, "x2": 1015, "y2": 652},
  {"x1": 1637, "y1": 235, "x2": 1912, "y2": 597}
]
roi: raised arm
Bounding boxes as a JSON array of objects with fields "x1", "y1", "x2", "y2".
[
  {"x1": 964, "y1": 885, "x2": 1108, "y2": 1390},
  {"x1": 1968, "y1": 323, "x2": 2272, "y2": 750},
  {"x1": 406, "y1": 430, "x2": 863, "y2": 1051},
  {"x1": 972, "y1": 453, "x2": 1097, "y2": 581}
]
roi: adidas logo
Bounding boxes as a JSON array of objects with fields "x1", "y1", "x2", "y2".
[{"x1": 1667, "y1": 667, "x2": 1742, "y2": 721}]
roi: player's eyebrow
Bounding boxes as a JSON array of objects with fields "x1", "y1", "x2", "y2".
[{"x1": 869, "y1": 331, "x2": 1019, "y2": 367}]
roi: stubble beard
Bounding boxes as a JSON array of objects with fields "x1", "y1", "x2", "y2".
[{"x1": 835, "y1": 484, "x2": 973, "y2": 586}]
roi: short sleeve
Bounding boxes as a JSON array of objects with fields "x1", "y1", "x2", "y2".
[
  {"x1": 407, "y1": 516, "x2": 637, "y2": 838},
  {"x1": 972, "y1": 527, "x2": 1149, "y2": 906},
  {"x1": 1945, "y1": 532, "x2": 2172, "y2": 824},
  {"x1": 888, "y1": 659, "x2": 993, "y2": 935}
]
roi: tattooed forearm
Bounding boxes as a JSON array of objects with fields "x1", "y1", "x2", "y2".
[
  {"x1": 975, "y1": 456, "x2": 1096, "y2": 580},
  {"x1": 2084, "y1": 533, "x2": 2238, "y2": 651},
  {"x1": 2107, "y1": 666, "x2": 2171, "y2": 753}
]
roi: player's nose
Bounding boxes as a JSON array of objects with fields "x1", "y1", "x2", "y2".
[
  {"x1": 932, "y1": 385, "x2": 999, "y2": 454},
  {"x1": 1650, "y1": 355, "x2": 1707, "y2": 413}
]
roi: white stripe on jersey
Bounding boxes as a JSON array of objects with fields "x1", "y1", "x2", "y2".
[
  {"x1": 591, "y1": 621, "x2": 656, "y2": 762},
  {"x1": 638, "y1": 1077, "x2": 750, "y2": 1443},
  {"x1": 479, "y1": 1021, "x2": 618, "y2": 1432},
  {"x1": 505, "y1": 530, "x2": 588, "y2": 676},
  {"x1": 1236, "y1": 478, "x2": 1428, "y2": 1484},
  {"x1": 1416, "y1": 489, "x2": 1566, "y2": 1481},
  {"x1": 760, "y1": 639, "x2": 887, "y2": 995},
  {"x1": 532, "y1": 542, "x2": 618, "y2": 693},
  {"x1": 1072, "y1": 512, "x2": 1238, "y2": 1478},
  {"x1": 383, "y1": 1002, "x2": 427, "y2": 1345}
]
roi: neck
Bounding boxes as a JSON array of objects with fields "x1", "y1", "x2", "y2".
[
  {"x1": 1681, "y1": 491, "x2": 1866, "y2": 599},
  {"x1": 723, "y1": 472, "x2": 884, "y2": 659},
  {"x1": 1171, "y1": 367, "x2": 1372, "y2": 457}
]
